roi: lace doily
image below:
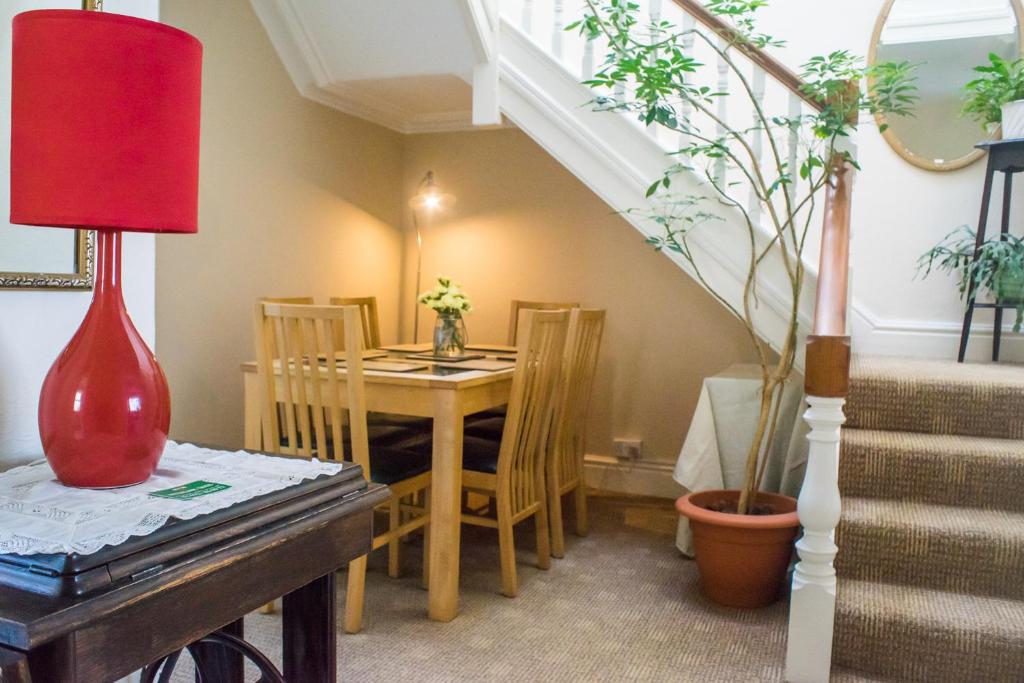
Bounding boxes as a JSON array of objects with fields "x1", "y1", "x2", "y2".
[{"x1": 0, "y1": 441, "x2": 343, "y2": 556}]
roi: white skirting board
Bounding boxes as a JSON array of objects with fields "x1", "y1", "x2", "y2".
[{"x1": 583, "y1": 454, "x2": 681, "y2": 499}]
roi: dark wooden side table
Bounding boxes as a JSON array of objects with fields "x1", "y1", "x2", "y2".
[
  {"x1": 0, "y1": 449, "x2": 387, "y2": 683},
  {"x1": 958, "y1": 139, "x2": 1024, "y2": 362}
]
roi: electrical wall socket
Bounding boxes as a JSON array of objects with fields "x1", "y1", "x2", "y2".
[{"x1": 613, "y1": 438, "x2": 643, "y2": 461}]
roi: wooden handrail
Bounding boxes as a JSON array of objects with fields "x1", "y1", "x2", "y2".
[
  {"x1": 670, "y1": 0, "x2": 823, "y2": 112},
  {"x1": 812, "y1": 153, "x2": 852, "y2": 338},
  {"x1": 804, "y1": 150, "x2": 853, "y2": 399}
]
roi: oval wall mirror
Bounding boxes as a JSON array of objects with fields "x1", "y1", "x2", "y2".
[{"x1": 870, "y1": 0, "x2": 1024, "y2": 172}]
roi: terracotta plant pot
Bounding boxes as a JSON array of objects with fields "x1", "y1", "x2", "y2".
[{"x1": 676, "y1": 489, "x2": 799, "y2": 608}]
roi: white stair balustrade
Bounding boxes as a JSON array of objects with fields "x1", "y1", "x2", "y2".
[
  {"x1": 749, "y1": 65, "x2": 766, "y2": 223},
  {"x1": 714, "y1": 36, "x2": 729, "y2": 186},
  {"x1": 785, "y1": 396, "x2": 845, "y2": 683}
]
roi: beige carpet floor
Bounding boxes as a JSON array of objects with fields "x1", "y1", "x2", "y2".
[{"x1": 169, "y1": 496, "x2": 874, "y2": 682}]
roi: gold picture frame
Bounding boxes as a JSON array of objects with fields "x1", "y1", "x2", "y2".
[
  {"x1": 869, "y1": 0, "x2": 1024, "y2": 172},
  {"x1": 0, "y1": 229, "x2": 95, "y2": 290}
]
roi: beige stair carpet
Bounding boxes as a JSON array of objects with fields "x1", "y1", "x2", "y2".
[{"x1": 834, "y1": 356, "x2": 1024, "y2": 682}]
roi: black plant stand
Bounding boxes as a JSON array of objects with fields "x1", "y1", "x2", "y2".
[{"x1": 957, "y1": 139, "x2": 1024, "y2": 362}]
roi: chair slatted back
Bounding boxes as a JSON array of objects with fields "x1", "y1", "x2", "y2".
[
  {"x1": 253, "y1": 303, "x2": 370, "y2": 478},
  {"x1": 329, "y1": 296, "x2": 381, "y2": 350},
  {"x1": 550, "y1": 309, "x2": 606, "y2": 486},
  {"x1": 497, "y1": 309, "x2": 570, "y2": 516},
  {"x1": 261, "y1": 296, "x2": 315, "y2": 305},
  {"x1": 507, "y1": 299, "x2": 579, "y2": 345}
]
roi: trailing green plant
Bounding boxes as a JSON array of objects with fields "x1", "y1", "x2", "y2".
[
  {"x1": 570, "y1": 0, "x2": 916, "y2": 514},
  {"x1": 962, "y1": 53, "x2": 1024, "y2": 127},
  {"x1": 918, "y1": 226, "x2": 1024, "y2": 332}
]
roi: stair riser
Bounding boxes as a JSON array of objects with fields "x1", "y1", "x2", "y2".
[
  {"x1": 846, "y1": 380, "x2": 1024, "y2": 440},
  {"x1": 836, "y1": 521, "x2": 1024, "y2": 601},
  {"x1": 839, "y1": 440, "x2": 1024, "y2": 513},
  {"x1": 834, "y1": 610, "x2": 1024, "y2": 683}
]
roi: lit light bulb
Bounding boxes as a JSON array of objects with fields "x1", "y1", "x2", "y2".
[{"x1": 422, "y1": 194, "x2": 441, "y2": 210}]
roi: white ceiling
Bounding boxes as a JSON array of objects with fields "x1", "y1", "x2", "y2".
[{"x1": 250, "y1": 0, "x2": 502, "y2": 133}]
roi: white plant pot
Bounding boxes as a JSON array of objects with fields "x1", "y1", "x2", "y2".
[{"x1": 1001, "y1": 99, "x2": 1024, "y2": 139}]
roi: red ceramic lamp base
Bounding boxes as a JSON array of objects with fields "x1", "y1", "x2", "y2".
[{"x1": 39, "y1": 230, "x2": 170, "y2": 488}]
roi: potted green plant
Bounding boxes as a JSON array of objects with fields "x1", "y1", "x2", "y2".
[
  {"x1": 918, "y1": 226, "x2": 1024, "y2": 332},
  {"x1": 572, "y1": 0, "x2": 915, "y2": 607},
  {"x1": 963, "y1": 53, "x2": 1024, "y2": 139}
]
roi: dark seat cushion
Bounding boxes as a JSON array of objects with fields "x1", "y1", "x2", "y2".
[
  {"x1": 461, "y1": 436, "x2": 500, "y2": 474},
  {"x1": 463, "y1": 416, "x2": 504, "y2": 442},
  {"x1": 368, "y1": 412, "x2": 432, "y2": 432},
  {"x1": 361, "y1": 446, "x2": 432, "y2": 486},
  {"x1": 280, "y1": 423, "x2": 415, "y2": 452},
  {"x1": 388, "y1": 432, "x2": 502, "y2": 475},
  {"x1": 465, "y1": 405, "x2": 506, "y2": 423}
]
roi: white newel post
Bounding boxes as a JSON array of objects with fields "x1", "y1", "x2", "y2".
[{"x1": 785, "y1": 395, "x2": 846, "y2": 683}]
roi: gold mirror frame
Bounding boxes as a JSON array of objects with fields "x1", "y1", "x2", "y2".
[
  {"x1": 0, "y1": 230, "x2": 95, "y2": 290},
  {"x1": 869, "y1": 0, "x2": 1024, "y2": 172},
  {"x1": 0, "y1": 0, "x2": 98, "y2": 291}
]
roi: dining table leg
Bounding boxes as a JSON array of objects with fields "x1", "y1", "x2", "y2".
[
  {"x1": 243, "y1": 371, "x2": 262, "y2": 450},
  {"x1": 428, "y1": 388, "x2": 464, "y2": 622}
]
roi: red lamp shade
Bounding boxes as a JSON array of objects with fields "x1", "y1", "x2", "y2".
[
  {"x1": 9, "y1": 9, "x2": 202, "y2": 488},
  {"x1": 10, "y1": 10, "x2": 202, "y2": 233}
]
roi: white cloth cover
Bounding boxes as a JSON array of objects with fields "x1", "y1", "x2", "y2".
[
  {"x1": 673, "y1": 364, "x2": 808, "y2": 555},
  {"x1": 0, "y1": 441, "x2": 342, "y2": 556}
]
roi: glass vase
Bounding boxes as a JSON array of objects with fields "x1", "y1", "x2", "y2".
[{"x1": 433, "y1": 312, "x2": 468, "y2": 357}]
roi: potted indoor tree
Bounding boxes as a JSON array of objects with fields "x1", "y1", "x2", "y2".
[
  {"x1": 963, "y1": 53, "x2": 1024, "y2": 139},
  {"x1": 919, "y1": 226, "x2": 1024, "y2": 333},
  {"x1": 571, "y1": 0, "x2": 915, "y2": 607}
]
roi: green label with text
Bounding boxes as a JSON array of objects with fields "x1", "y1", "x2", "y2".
[{"x1": 149, "y1": 480, "x2": 231, "y2": 501}]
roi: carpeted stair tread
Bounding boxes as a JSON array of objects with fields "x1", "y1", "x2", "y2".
[
  {"x1": 834, "y1": 579, "x2": 1024, "y2": 682},
  {"x1": 839, "y1": 429, "x2": 1024, "y2": 511},
  {"x1": 829, "y1": 667, "x2": 899, "y2": 683},
  {"x1": 846, "y1": 356, "x2": 1024, "y2": 438},
  {"x1": 836, "y1": 498, "x2": 1024, "y2": 599}
]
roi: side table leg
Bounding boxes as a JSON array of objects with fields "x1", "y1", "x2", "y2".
[
  {"x1": 993, "y1": 307, "x2": 1004, "y2": 362},
  {"x1": 190, "y1": 618, "x2": 244, "y2": 683},
  {"x1": 958, "y1": 301, "x2": 976, "y2": 363},
  {"x1": 0, "y1": 647, "x2": 31, "y2": 683},
  {"x1": 283, "y1": 572, "x2": 337, "y2": 683},
  {"x1": 961, "y1": 161, "x2": 997, "y2": 363}
]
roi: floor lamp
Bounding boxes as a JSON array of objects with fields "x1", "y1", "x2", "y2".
[{"x1": 408, "y1": 171, "x2": 455, "y2": 342}]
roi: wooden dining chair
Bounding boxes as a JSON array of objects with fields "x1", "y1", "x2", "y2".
[
  {"x1": 416, "y1": 310, "x2": 569, "y2": 597},
  {"x1": 260, "y1": 296, "x2": 314, "y2": 305},
  {"x1": 329, "y1": 296, "x2": 381, "y2": 350},
  {"x1": 546, "y1": 309, "x2": 605, "y2": 558},
  {"x1": 253, "y1": 302, "x2": 431, "y2": 633},
  {"x1": 507, "y1": 299, "x2": 579, "y2": 345}
]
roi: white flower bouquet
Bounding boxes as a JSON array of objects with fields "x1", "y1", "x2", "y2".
[{"x1": 418, "y1": 276, "x2": 473, "y2": 315}]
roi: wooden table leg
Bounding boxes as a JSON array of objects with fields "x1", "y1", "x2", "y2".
[
  {"x1": 428, "y1": 389, "x2": 464, "y2": 622},
  {"x1": 282, "y1": 572, "x2": 337, "y2": 683},
  {"x1": 190, "y1": 618, "x2": 244, "y2": 683},
  {"x1": 0, "y1": 647, "x2": 31, "y2": 683},
  {"x1": 244, "y1": 372, "x2": 262, "y2": 450}
]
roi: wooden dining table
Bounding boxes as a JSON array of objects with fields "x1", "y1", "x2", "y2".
[{"x1": 241, "y1": 351, "x2": 514, "y2": 622}]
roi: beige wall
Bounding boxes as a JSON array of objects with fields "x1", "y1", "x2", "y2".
[
  {"x1": 400, "y1": 129, "x2": 757, "y2": 463},
  {"x1": 158, "y1": 0, "x2": 406, "y2": 448}
]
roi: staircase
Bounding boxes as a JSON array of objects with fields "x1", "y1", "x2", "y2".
[{"x1": 833, "y1": 355, "x2": 1024, "y2": 682}]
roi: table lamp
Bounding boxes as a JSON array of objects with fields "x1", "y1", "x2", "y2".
[{"x1": 9, "y1": 9, "x2": 202, "y2": 487}]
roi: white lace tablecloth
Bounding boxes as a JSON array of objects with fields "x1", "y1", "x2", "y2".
[{"x1": 0, "y1": 441, "x2": 343, "y2": 556}]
